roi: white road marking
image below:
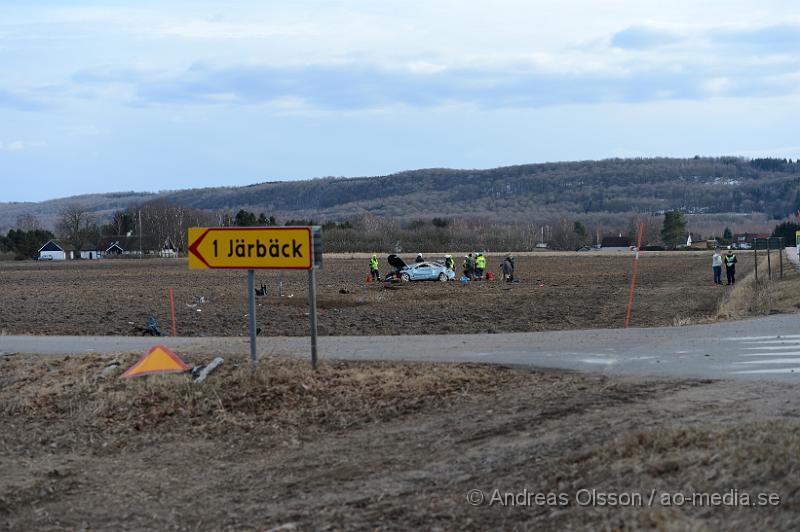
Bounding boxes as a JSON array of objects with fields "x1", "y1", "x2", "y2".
[
  {"x1": 580, "y1": 358, "x2": 618, "y2": 365},
  {"x1": 739, "y1": 340, "x2": 800, "y2": 345},
  {"x1": 731, "y1": 367, "x2": 800, "y2": 375},
  {"x1": 737, "y1": 358, "x2": 800, "y2": 364},
  {"x1": 737, "y1": 352, "x2": 800, "y2": 357},
  {"x1": 742, "y1": 346, "x2": 800, "y2": 351},
  {"x1": 727, "y1": 335, "x2": 800, "y2": 341}
]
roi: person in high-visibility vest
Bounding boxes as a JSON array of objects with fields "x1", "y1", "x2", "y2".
[
  {"x1": 724, "y1": 250, "x2": 737, "y2": 285},
  {"x1": 369, "y1": 254, "x2": 380, "y2": 282},
  {"x1": 475, "y1": 253, "x2": 486, "y2": 278},
  {"x1": 444, "y1": 255, "x2": 454, "y2": 271}
]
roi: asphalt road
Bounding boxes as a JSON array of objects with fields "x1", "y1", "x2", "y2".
[{"x1": 2, "y1": 313, "x2": 800, "y2": 382}]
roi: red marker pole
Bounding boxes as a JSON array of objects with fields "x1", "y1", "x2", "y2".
[
  {"x1": 169, "y1": 288, "x2": 177, "y2": 336},
  {"x1": 625, "y1": 222, "x2": 644, "y2": 328}
]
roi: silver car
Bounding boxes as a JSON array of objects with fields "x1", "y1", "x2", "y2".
[{"x1": 385, "y1": 254, "x2": 455, "y2": 282}]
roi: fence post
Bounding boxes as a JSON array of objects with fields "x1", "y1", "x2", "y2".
[
  {"x1": 767, "y1": 238, "x2": 772, "y2": 280},
  {"x1": 754, "y1": 246, "x2": 758, "y2": 283}
]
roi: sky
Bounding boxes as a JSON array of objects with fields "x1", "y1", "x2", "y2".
[{"x1": 1, "y1": 0, "x2": 800, "y2": 202}]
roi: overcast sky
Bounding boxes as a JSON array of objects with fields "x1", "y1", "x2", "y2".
[{"x1": 2, "y1": 0, "x2": 800, "y2": 202}]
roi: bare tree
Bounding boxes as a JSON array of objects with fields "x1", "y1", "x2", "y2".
[
  {"x1": 16, "y1": 213, "x2": 41, "y2": 231},
  {"x1": 56, "y1": 204, "x2": 96, "y2": 251}
]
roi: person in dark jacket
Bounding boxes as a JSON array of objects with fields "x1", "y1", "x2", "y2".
[
  {"x1": 501, "y1": 256, "x2": 514, "y2": 282},
  {"x1": 463, "y1": 254, "x2": 474, "y2": 279},
  {"x1": 415, "y1": 253, "x2": 424, "y2": 263}
]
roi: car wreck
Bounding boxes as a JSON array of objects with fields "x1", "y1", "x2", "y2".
[{"x1": 384, "y1": 254, "x2": 455, "y2": 283}]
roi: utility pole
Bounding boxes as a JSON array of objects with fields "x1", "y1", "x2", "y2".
[{"x1": 138, "y1": 209, "x2": 143, "y2": 258}]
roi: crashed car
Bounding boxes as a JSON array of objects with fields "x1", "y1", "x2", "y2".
[{"x1": 385, "y1": 254, "x2": 455, "y2": 282}]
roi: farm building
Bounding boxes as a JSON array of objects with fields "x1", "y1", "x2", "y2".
[
  {"x1": 732, "y1": 233, "x2": 769, "y2": 247},
  {"x1": 689, "y1": 239, "x2": 719, "y2": 250},
  {"x1": 97, "y1": 236, "x2": 178, "y2": 257},
  {"x1": 37, "y1": 240, "x2": 74, "y2": 260},
  {"x1": 79, "y1": 250, "x2": 102, "y2": 260},
  {"x1": 600, "y1": 236, "x2": 632, "y2": 252}
]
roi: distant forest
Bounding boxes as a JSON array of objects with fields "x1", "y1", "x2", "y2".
[
  {"x1": 158, "y1": 156, "x2": 800, "y2": 222},
  {"x1": 2, "y1": 157, "x2": 798, "y2": 241}
]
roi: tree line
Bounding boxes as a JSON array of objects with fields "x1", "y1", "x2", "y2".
[{"x1": 2, "y1": 202, "x2": 789, "y2": 260}]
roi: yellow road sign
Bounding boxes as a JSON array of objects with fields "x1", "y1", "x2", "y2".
[{"x1": 188, "y1": 227, "x2": 313, "y2": 269}]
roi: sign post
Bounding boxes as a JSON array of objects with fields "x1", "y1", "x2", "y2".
[
  {"x1": 188, "y1": 226, "x2": 320, "y2": 372},
  {"x1": 309, "y1": 227, "x2": 322, "y2": 369},
  {"x1": 247, "y1": 269, "x2": 257, "y2": 373}
]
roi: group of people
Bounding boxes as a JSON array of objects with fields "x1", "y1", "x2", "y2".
[
  {"x1": 368, "y1": 252, "x2": 515, "y2": 282},
  {"x1": 461, "y1": 253, "x2": 487, "y2": 279},
  {"x1": 712, "y1": 249, "x2": 737, "y2": 285}
]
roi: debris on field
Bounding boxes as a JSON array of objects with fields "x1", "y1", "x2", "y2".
[
  {"x1": 98, "y1": 361, "x2": 121, "y2": 379},
  {"x1": 130, "y1": 315, "x2": 163, "y2": 336},
  {"x1": 191, "y1": 357, "x2": 224, "y2": 383},
  {"x1": 339, "y1": 288, "x2": 351, "y2": 294}
]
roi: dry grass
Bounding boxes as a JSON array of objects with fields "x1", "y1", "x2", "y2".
[
  {"x1": 0, "y1": 353, "x2": 526, "y2": 443},
  {"x1": 716, "y1": 251, "x2": 799, "y2": 319},
  {"x1": 2, "y1": 354, "x2": 799, "y2": 530}
]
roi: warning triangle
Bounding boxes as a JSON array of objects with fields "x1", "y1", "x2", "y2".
[{"x1": 121, "y1": 345, "x2": 189, "y2": 379}]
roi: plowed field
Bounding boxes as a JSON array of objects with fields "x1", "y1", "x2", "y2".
[{"x1": 0, "y1": 252, "x2": 752, "y2": 336}]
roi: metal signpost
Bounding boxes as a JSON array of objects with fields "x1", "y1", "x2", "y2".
[
  {"x1": 753, "y1": 237, "x2": 785, "y2": 280},
  {"x1": 188, "y1": 226, "x2": 322, "y2": 373}
]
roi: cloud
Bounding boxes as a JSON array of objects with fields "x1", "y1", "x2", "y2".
[
  {"x1": 611, "y1": 26, "x2": 681, "y2": 50},
  {"x1": 0, "y1": 88, "x2": 47, "y2": 111},
  {"x1": 67, "y1": 56, "x2": 800, "y2": 112},
  {"x1": 0, "y1": 140, "x2": 47, "y2": 152},
  {"x1": 712, "y1": 25, "x2": 800, "y2": 53}
]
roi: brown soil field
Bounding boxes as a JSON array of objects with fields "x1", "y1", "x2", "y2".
[
  {"x1": 1, "y1": 353, "x2": 798, "y2": 530},
  {"x1": 0, "y1": 252, "x2": 755, "y2": 336}
]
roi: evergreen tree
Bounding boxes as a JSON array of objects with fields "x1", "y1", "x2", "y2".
[
  {"x1": 723, "y1": 227, "x2": 732, "y2": 241},
  {"x1": 771, "y1": 221, "x2": 800, "y2": 245},
  {"x1": 234, "y1": 209, "x2": 258, "y2": 226},
  {"x1": 660, "y1": 210, "x2": 687, "y2": 249},
  {"x1": 573, "y1": 221, "x2": 587, "y2": 241}
]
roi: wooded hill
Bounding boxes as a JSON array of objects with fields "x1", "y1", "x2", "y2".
[{"x1": 3, "y1": 157, "x2": 798, "y2": 232}]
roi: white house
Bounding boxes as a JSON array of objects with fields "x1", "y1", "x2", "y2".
[
  {"x1": 79, "y1": 250, "x2": 102, "y2": 260},
  {"x1": 38, "y1": 240, "x2": 72, "y2": 260}
]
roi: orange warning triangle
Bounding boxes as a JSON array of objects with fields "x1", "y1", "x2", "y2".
[{"x1": 121, "y1": 344, "x2": 189, "y2": 379}]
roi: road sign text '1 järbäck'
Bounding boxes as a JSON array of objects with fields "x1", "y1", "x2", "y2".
[{"x1": 188, "y1": 227, "x2": 312, "y2": 270}]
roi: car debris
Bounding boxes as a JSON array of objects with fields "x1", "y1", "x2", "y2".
[{"x1": 191, "y1": 357, "x2": 224, "y2": 384}]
